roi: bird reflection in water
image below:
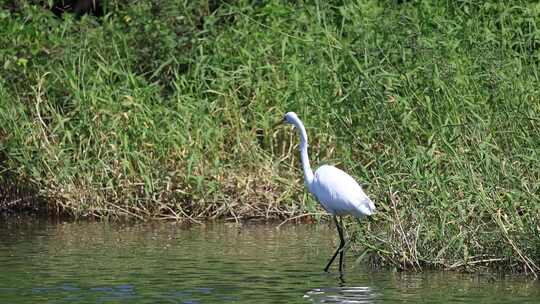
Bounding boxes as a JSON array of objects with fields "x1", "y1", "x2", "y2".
[{"x1": 304, "y1": 286, "x2": 377, "y2": 304}]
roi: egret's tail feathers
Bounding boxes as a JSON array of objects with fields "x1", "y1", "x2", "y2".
[
  {"x1": 368, "y1": 198, "x2": 376, "y2": 215},
  {"x1": 356, "y1": 197, "x2": 375, "y2": 217}
]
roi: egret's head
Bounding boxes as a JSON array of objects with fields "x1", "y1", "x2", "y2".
[{"x1": 282, "y1": 112, "x2": 299, "y2": 125}]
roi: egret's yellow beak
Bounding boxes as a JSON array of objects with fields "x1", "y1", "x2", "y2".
[{"x1": 272, "y1": 118, "x2": 285, "y2": 128}]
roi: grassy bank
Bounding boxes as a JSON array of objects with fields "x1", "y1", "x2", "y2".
[{"x1": 1, "y1": 1, "x2": 539, "y2": 274}]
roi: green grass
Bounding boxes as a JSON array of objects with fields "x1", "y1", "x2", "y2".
[{"x1": 1, "y1": 1, "x2": 539, "y2": 275}]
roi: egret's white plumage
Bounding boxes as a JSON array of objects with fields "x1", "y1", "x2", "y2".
[
  {"x1": 310, "y1": 165, "x2": 375, "y2": 218},
  {"x1": 281, "y1": 111, "x2": 375, "y2": 273}
]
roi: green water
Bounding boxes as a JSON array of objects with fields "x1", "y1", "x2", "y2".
[{"x1": 0, "y1": 218, "x2": 538, "y2": 303}]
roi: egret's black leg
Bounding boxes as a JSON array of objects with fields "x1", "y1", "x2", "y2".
[
  {"x1": 339, "y1": 272, "x2": 346, "y2": 285},
  {"x1": 337, "y1": 217, "x2": 345, "y2": 273},
  {"x1": 324, "y1": 216, "x2": 346, "y2": 272}
]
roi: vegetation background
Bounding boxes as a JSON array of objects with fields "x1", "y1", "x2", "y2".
[{"x1": 1, "y1": 0, "x2": 539, "y2": 275}]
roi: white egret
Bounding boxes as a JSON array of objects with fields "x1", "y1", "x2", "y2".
[{"x1": 279, "y1": 112, "x2": 375, "y2": 273}]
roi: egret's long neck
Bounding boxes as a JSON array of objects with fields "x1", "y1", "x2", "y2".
[{"x1": 291, "y1": 117, "x2": 314, "y2": 187}]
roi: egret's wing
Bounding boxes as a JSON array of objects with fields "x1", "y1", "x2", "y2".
[{"x1": 311, "y1": 165, "x2": 374, "y2": 217}]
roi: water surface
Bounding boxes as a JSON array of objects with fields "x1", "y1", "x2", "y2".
[{"x1": 0, "y1": 217, "x2": 538, "y2": 303}]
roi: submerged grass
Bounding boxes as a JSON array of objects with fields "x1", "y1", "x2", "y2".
[{"x1": 1, "y1": 1, "x2": 539, "y2": 274}]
